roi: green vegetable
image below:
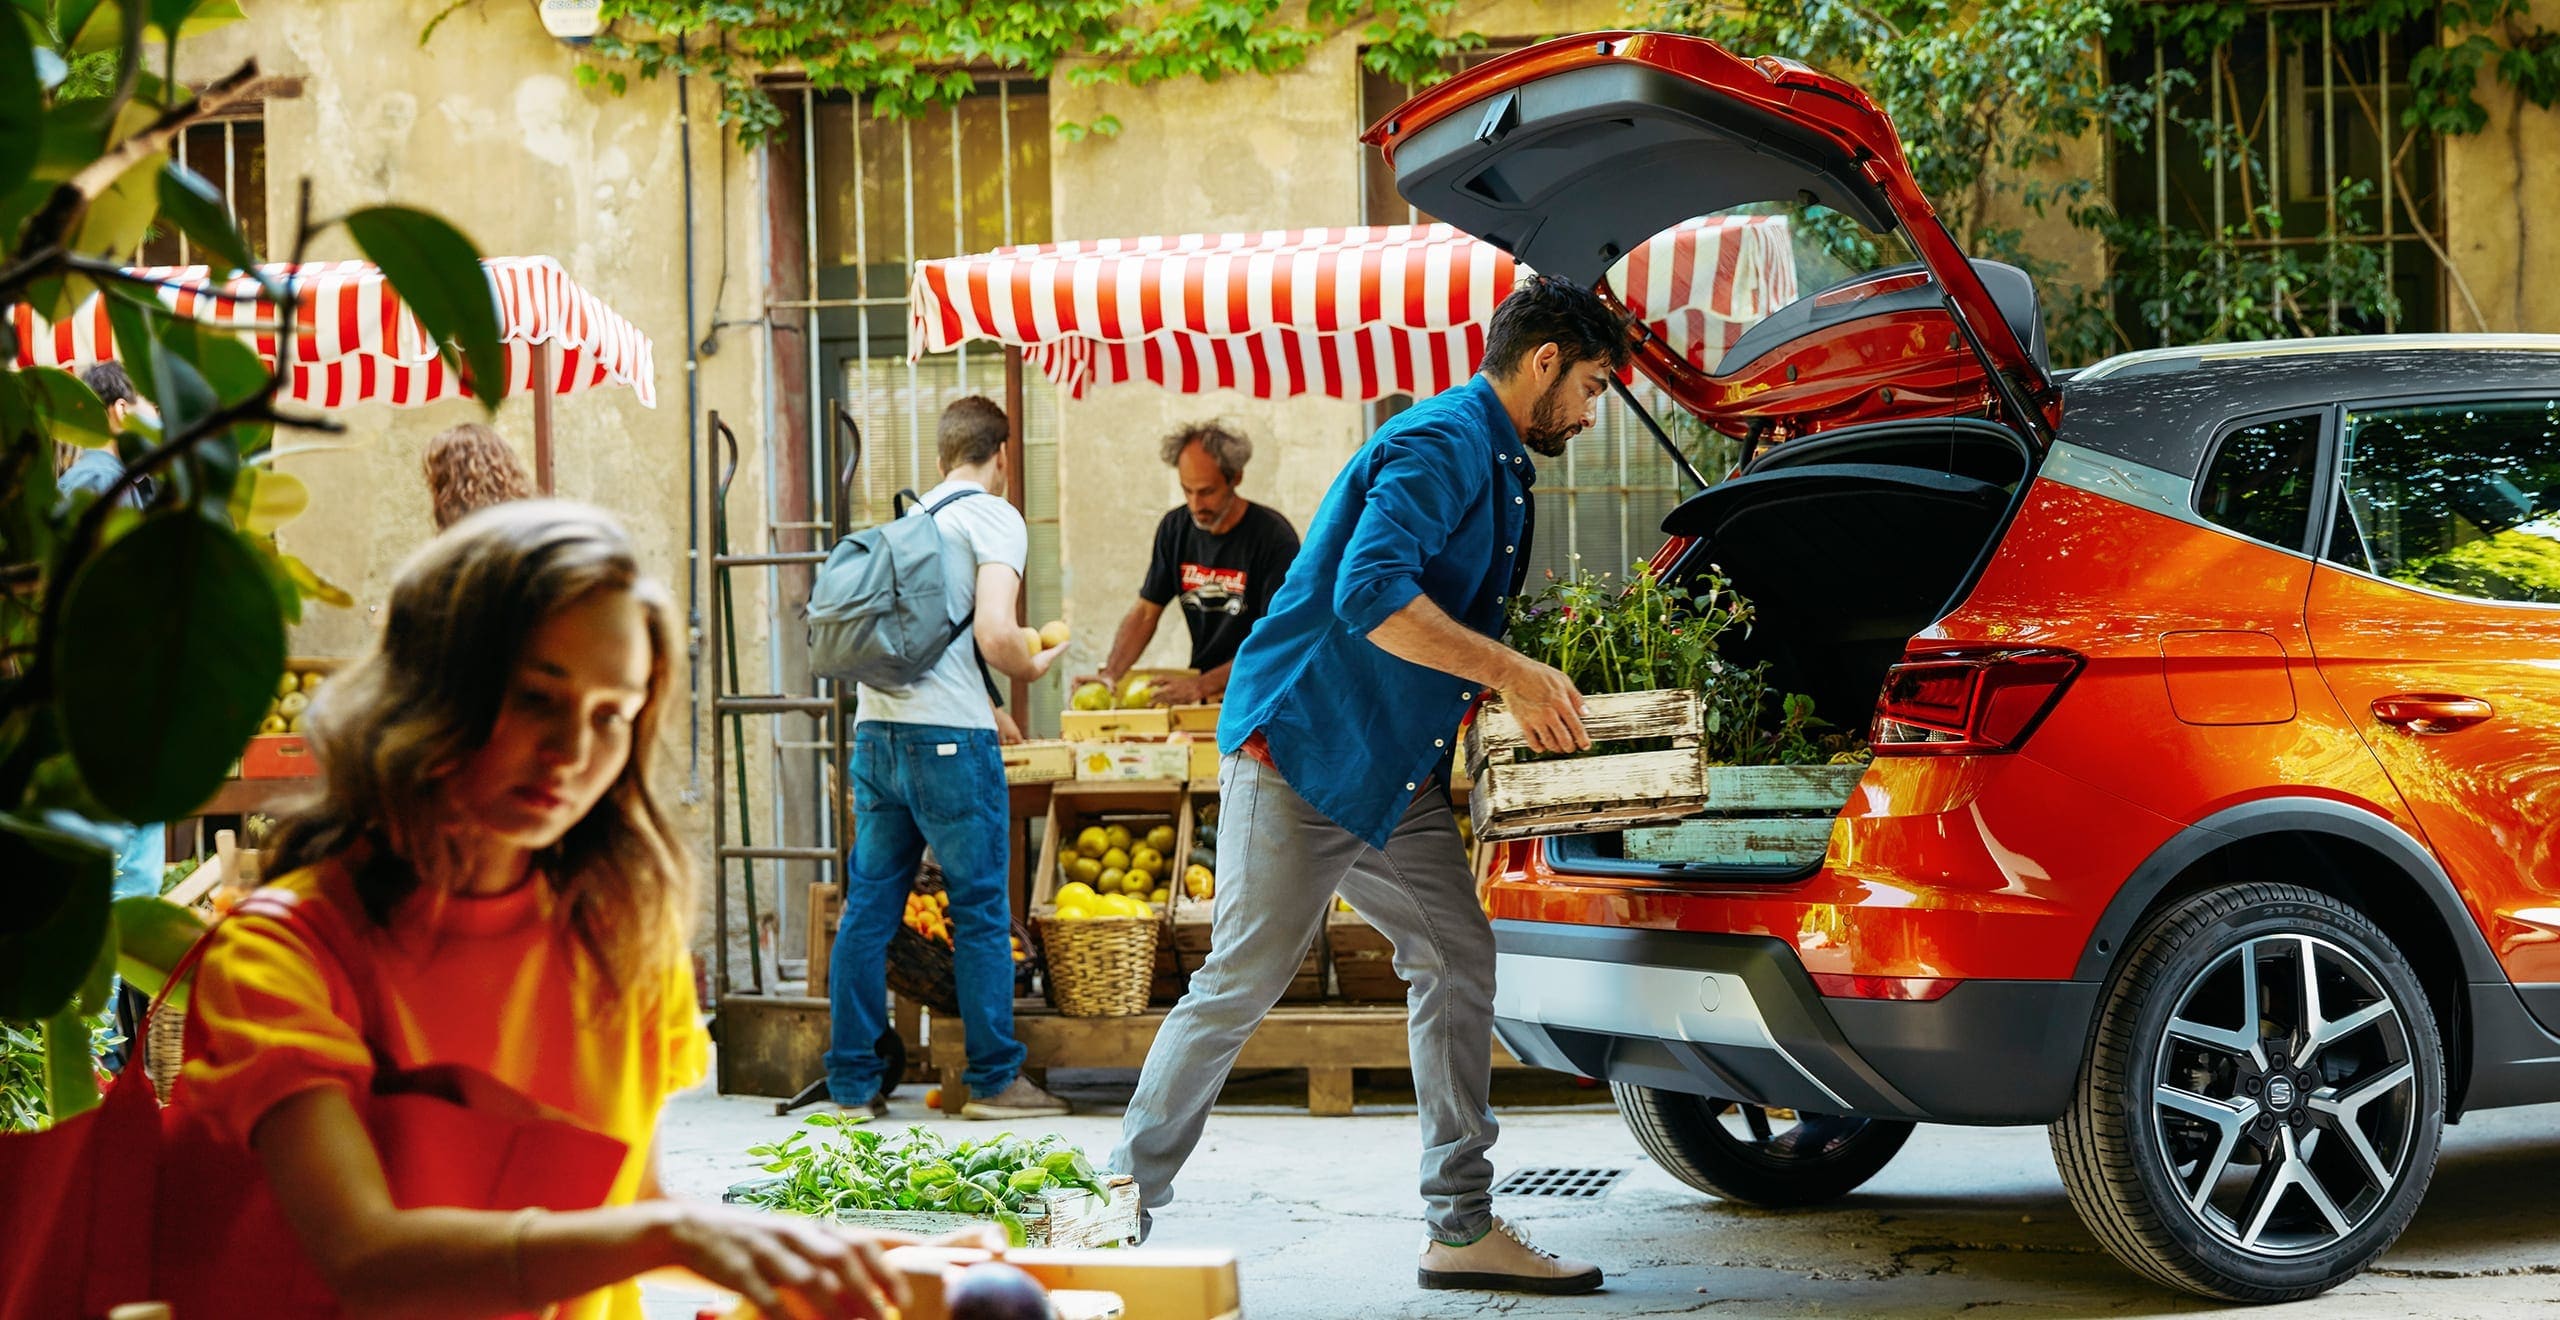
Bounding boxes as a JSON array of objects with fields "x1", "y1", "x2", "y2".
[{"x1": 739, "y1": 1115, "x2": 1112, "y2": 1246}]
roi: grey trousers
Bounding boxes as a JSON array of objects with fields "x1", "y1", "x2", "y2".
[{"x1": 1110, "y1": 751, "x2": 1499, "y2": 1242}]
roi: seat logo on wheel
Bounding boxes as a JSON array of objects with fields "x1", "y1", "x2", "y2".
[{"x1": 2263, "y1": 1075, "x2": 2295, "y2": 1111}]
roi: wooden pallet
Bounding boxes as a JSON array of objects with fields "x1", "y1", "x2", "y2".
[
  {"x1": 1463, "y1": 688, "x2": 1708, "y2": 842},
  {"x1": 928, "y1": 1004, "x2": 1521, "y2": 1116}
]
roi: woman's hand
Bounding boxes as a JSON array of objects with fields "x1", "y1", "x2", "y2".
[{"x1": 658, "y1": 1203, "x2": 913, "y2": 1319}]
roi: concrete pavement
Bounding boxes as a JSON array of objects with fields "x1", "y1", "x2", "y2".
[{"x1": 650, "y1": 1071, "x2": 2560, "y2": 1318}]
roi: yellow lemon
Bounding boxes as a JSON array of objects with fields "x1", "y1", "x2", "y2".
[
  {"x1": 1070, "y1": 681, "x2": 1114, "y2": 711},
  {"x1": 1101, "y1": 846, "x2": 1130, "y2": 873},
  {"x1": 1076, "y1": 826, "x2": 1109, "y2": 859},
  {"x1": 1056, "y1": 881, "x2": 1098, "y2": 905},
  {"x1": 1039, "y1": 620, "x2": 1072, "y2": 649},
  {"x1": 1054, "y1": 900, "x2": 1093, "y2": 922}
]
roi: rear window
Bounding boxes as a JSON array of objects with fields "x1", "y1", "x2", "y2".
[
  {"x1": 2196, "y1": 414, "x2": 2322, "y2": 551},
  {"x1": 1604, "y1": 201, "x2": 1915, "y2": 377}
]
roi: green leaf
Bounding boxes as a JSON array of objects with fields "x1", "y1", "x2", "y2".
[
  {"x1": 112, "y1": 894, "x2": 206, "y2": 1008},
  {"x1": 72, "y1": 149, "x2": 169, "y2": 266},
  {"x1": 41, "y1": 1001, "x2": 99, "y2": 1118},
  {"x1": 0, "y1": 811, "x2": 115, "y2": 1020},
  {"x1": 70, "y1": 0, "x2": 242, "y2": 52},
  {"x1": 56, "y1": 513, "x2": 287, "y2": 822},
  {"x1": 343, "y1": 206, "x2": 509, "y2": 409},
  {"x1": 157, "y1": 162, "x2": 265, "y2": 277},
  {"x1": 228, "y1": 467, "x2": 309, "y2": 534},
  {"x1": 0, "y1": 5, "x2": 38, "y2": 196},
  {"x1": 22, "y1": 366, "x2": 114, "y2": 449}
]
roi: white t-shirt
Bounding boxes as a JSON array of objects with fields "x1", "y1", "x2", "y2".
[{"x1": 853, "y1": 478, "x2": 1028, "y2": 731}]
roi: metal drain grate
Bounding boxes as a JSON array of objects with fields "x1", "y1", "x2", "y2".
[{"x1": 1492, "y1": 1166, "x2": 1627, "y2": 1199}]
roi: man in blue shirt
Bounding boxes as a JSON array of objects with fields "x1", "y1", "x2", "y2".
[{"x1": 1112, "y1": 276, "x2": 1628, "y2": 1295}]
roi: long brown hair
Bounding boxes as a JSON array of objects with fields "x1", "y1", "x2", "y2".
[
  {"x1": 422, "y1": 421, "x2": 534, "y2": 530},
  {"x1": 268, "y1": 500, "x2": 693, "y2": 993}
]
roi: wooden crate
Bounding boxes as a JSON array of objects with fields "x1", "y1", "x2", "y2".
[
  {"x1": 1619, "y1": 762, "x2": 1866, "y2": 868},
  {"x1": 727, "y1": 1175, "x2": 1142, "y2": 1249},
  {"x1": 1003, "y1": 739, "x2": 1077, "y2": 784},
  {"x1": 880, "y1": 1244, "x2": 1241, "y2": 1320},
  {"x1": 1705, "y1": 762, "x2": 1869, "y2": 812},
  {"x1": 1462, "y1": 689, "x2": 1707, "y2": 842},
  {"x1": 1060, "y1": 707, "x2": 1172, "y2": 740},
  {"x1": 1167, "y1": 702, "x2": 1221, "y2": 734},
  {"x1": 1168, "y1": 789, "x2": 1321, "y2": 1003},
  {"x1": 1188, "y1": 738, "x2": 1222, "y2": 788},
  {"x1": 1327, "y1": 906, "x2": 1406, "y2": 1004},
  {"x1": 1624, "y1": 816, "x2": 1837, "y2": 866},
  {"x1": 1034, "y1": 783, "x2": 1185, "y2": 1005}
]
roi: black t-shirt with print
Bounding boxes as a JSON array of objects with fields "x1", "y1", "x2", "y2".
[{"x1": 1138, "y1": 501, "x2": 1301, "y2": 672}]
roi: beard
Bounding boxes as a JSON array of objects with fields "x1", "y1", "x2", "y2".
[{"x1": 1521, "y1": 375, "x2": 1588, "y2": 456}]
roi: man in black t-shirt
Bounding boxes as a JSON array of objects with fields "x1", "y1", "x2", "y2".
[{"x1": 1081, "y1": 422, "x2": 1300, "y2": 706}]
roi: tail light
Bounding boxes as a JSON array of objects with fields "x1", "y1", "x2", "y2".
[{"x1": 1871, "y1": 648, "x2": 2083, "y2": 756}]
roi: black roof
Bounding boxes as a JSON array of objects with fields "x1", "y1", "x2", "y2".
[{"x1": 2059, "y1": 346, "x2": 2560, "y2": 478}]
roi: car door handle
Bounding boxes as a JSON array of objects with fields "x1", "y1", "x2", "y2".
[{"x1": 2371, "y1": 693, "x2": 2494, "y2": 734}]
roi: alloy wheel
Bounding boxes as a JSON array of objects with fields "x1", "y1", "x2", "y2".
[{"x1": 2150, "y1": 933, "x2": 2419, "y2": 1258}]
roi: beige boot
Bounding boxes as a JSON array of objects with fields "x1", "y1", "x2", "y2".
[{"x1": 1417, "y1": 1216, "x2": 1603, "y2": 1294}]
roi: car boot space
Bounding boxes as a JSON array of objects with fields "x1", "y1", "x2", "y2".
[{"x1": 1548, "y1": 417, "x2": 2034, "y2": 880}]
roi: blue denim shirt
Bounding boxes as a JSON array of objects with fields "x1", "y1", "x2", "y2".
[{"x1": 1220, "y1": 376, "x2": 1534, "y2": 847}]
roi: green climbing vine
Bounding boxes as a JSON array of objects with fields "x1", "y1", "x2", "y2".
[
  {"x1": 561, "y1": 1, "x2": 1485, "y2": 144},
  {"x1": 1661, "y1": 0, "x2": 2560, "y2": 360}
]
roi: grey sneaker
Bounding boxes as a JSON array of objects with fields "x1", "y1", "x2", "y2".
[
  {"x1": 961, "y1": 1075, "x2": 1072, "y2": 1120},
  {"x1": 1418, "y1": 1216, "x2": 1603, "y2": 1294}
]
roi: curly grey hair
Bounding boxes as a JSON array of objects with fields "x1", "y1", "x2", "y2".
[{"x1": 1161, "y1": 421, "x2": 1253, "y2": 483}]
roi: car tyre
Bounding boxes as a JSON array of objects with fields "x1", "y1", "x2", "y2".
[
  {"x1": 2051, "y1": 881, "x2": 2444, "y2": 1301},
  {"x1": 1613, "y1": 1083, "x2": 1915, "y2": 1208}
]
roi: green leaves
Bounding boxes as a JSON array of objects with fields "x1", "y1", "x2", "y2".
[
  {"x1": 573, "y1": 1, "x2": 1481, "y2": 146},
  {"x1": 56, "y1": 512, "x2": 286, "y2": 822},
  {"x1": 0, "y1": 7, "x2": 40, "y2": 197},
  {"x1": 737, "y1": 1114, "x2": 1111, "y2": 1233},
  {"x1": 22, "y1": 367, "x2": 114, "y2": 450},
  {"x1": 0, "y1": 810, "x2": 115, "y2": 1021},
  {"x1": 345, "y1": 206, "x2": 509, "y2": 410},
  {"x1": 157, "y1": 162, "x2": 264, "y2": 278}
]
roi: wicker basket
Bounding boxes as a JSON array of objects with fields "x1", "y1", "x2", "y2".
[
  {"x1": 1036, "y1": 913, "x2": 1162, "y2": 1017},
  {"x1": 142, "y1": 1004, "x2": 187, "y2": 1104}
]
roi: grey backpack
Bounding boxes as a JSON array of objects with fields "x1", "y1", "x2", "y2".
[{"x1": 807, "y1": 487, "x2": 989, "y2": 689}]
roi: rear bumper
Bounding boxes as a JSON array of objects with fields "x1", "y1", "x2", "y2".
[{"x1": 1490, "y1": 919, "x2": 2098, "y2": 1124}]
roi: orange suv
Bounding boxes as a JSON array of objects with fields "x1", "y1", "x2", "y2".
[{"x1": 1373, "y1": 31, "x2": 2560, "y2": 1302}]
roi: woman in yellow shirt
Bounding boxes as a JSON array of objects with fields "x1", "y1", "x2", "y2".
[{"x1": 182, "y1": 502, "x2": 908, "y2": 1320}]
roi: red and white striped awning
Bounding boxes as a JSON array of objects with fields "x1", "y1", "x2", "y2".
[
  {"x1": 907, "y1": 216, "x2": 1795, "y2": 403},
  {"x1": 10, "y1": 255, "x2": 656, "y2": 408}
]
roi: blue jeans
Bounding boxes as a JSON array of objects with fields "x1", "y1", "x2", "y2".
[{"x1": 826, "y1": 722, "x2": 1025, "y2": 1104}]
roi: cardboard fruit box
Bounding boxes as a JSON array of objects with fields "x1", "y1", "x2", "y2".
[{"x1": 1072, "y1": 737, "x2": 1194, "y2": 783}]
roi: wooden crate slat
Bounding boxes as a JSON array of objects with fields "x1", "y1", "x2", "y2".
[
  {"x1": 1468, "y1": 745, "x2": 1706, "y2": 842},
  {"x1": 1624, "y1": 816, "x2": 1837, "y2": 865},
  {"x1": 1703, "y1": 763, "x2": 1868, "y2": 813},
  {"x1": 1464, "y1": 687, "x2": 1702, "y2": 770}
]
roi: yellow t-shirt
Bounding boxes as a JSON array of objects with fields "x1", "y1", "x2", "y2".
[{"x1": 181, "y1": 858, "x2": 711, "y2": 1320}]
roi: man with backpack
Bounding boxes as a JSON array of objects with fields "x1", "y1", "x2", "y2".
[{"x1": 821, "y1": 395, "x2": 1071, "y2": 1120}]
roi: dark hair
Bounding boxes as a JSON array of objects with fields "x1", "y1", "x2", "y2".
[
  {"x1": 81, "y1": 361, "x2": 137, "y2": 408},
  {"x1": 1160, "y1": 421, "x2": 1251, "y2": 483},
  {"x1": 1479, "y1": 274, "x2": 1632, "y2": 380},
  {"x1": 938, "y1": 396, "x2": 1009, "y2": 470}
]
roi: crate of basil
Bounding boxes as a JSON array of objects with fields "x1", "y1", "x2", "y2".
[{"x1": 727, "y1": 1115, "x2": 1140, "y2": 1247}]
